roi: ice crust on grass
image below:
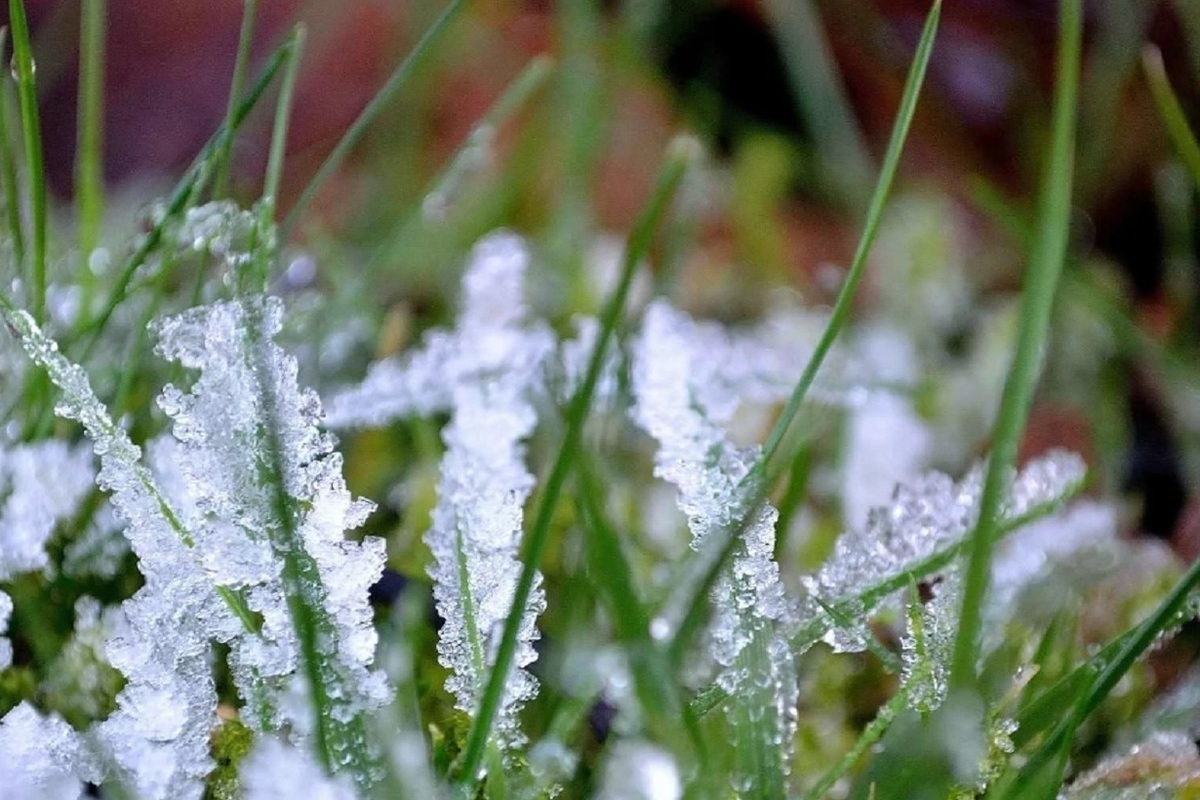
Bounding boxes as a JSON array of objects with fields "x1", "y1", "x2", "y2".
[
  {"x1": 326, "y1": 233, "x2": 554, "y2": 753},
  {"x1": 0, "y1": 701, "x2": 102, "y2": 800},
  {"x1": 153, "y1": 295, "x2": 390, "y2": 766},
  {"x1": 417, "y1": 234, "x2": 552, "y2": 750},
  {"x1": 0, "y1": 440, "x2": 95, "y2": 580},
  {"x1": 2, "y1": 293, "x2": 389, "y2": 795},
  {"x1": 803, "y1": 449, "x2": 1088, "y2": 652},
  {"x1": 630, "y1": 300, "x2": 799, "y2": 780}
]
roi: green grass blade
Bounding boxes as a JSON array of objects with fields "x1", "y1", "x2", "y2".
[
  {"x1": 0, "y1": 27, "x2": 25, "y2": 274},
  {"x1": 245, "y1": 24, "x2": 304, "y2": 294},
  {"x1": 662, "y1": 0, "x2": 942, "y2": 667},
  {"x1": 8, "y1": 0, "x2": 46, "y2": 323},
  {"x1": 801, "y1": 687, "x2": 906, "y2": 800},
  {"x1": 1143, "y1": 44, "x2": 1200, "y2": 191},
  {"x1": 75, "y1": 0, "x2": 106, "y2": 288},
  {"x1": 213, "y1": 0, "x2": 259, "y2": 199},
  {"x1": 575, "y1": 458, "x2": 704, "y2": 762},
  {"x1": 281, "y1": 0, "x2": 467, "y2": 241},
  {"x1": 453, "y1": 136, "x2": 696, "y2": 787},
  {"x1": 764, "y1": 0, "x2": 873, "y2": 201},
  {"x1": 948, "y1": 0, "x2": 1082, "y2": 691}
]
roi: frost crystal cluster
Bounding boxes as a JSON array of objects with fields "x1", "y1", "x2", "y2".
[
  {"x1": 329, "y1": 232, "x2": 554, "y2": 750},
  {"x1": 631, "y1": 300, "x2": 799, "y2": 778},
  {"x1": 0, "y1": 292, "x2": 389, "y2": 795},
  {"x1": 804, "y1": 449, "x2": 1087, "y2": 652}
]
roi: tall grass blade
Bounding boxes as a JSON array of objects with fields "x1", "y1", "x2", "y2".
[
  {"x1": 1143, "y1": 44, "x2": 1200, "y2": 191},
  {"x1": 75, "y1": 0, "x2": 106, "y2": 288},
  {"x1": 0, "y1": 27, "x2": 24, "y2": 274},
  {"x1": 7, "y1": 0, "x2": 45, "y2": 323},
  {"x1": 949, "y1": 0, "x2": 1082, "y2": 690},
  {"x1": 662, "y1": 0, "x2": 942, "y2": 666},
  {"x1": 213, "y1": 0, "x2": 259, "y2": 199}
]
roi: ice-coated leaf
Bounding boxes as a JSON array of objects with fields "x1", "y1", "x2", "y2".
[
  {"x1": 0, "y1": 440, "x2": 95, "y2": 580},
  {"x1": 0, "y1": 702, "x2": 102, "y2": 800},
  {"x1": 900, "y1": 574, "x2": 959, "y2": 713},
  {"x1": 153, "y1": 292, "x2": 390, "y2": 779},
  {"x1": 630, "y1": 300, "x2": 799, "y2": 785},
  {"x1": 3, "y1": 305, "x2": 238, "y2": 799},
  {"x1": 410, "y1": 233, "x2": 552, "y2": 752},
  {"x1": 803, "y1": 449, "x2": 1087, "y2": 652}
]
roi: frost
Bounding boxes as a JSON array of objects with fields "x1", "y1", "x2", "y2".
[
  {"x1": 61, "y1": 502, "x2": 131, "y2": 580},
  {"x1": 0, "y1": 702, "x2": 102, "y2": 800},
  {"x1": 325, "y1": 233, "x2": 555, "y2": 429},
  {"x1": 43, "y1": 598, "x2": 126, "y2": 723},
  {"x1": 597, "y1": 740, "x2": 682, "y2": 800},
  {"x1": 153, "y1": 294, "x2": 391, "y2": 766},
  {"x1": 631, "y1": 300, "x2": 798, "y2": 778},
  {"x1": 900, "y1": 574, "x2": 959, "y2": 713},
  {"x1": 0, "y1": 440, "x2": 95, "y2": 580},
  {"x1": 240, "y1": 737, "x2": 358, "y2": 800},
  {"x1": 409, "y1": 233, "x2": 551, "y2": 751},
  {"x1": 4, "y1": 306, "x2": 231, "y2": 799},
  {"x1": 805, "y1": 449, "x2": 1087, "y2": 652},
  {"x1": 1065, "y1": 731, "x2": 1200, "y2": 799},
  {"x1": 178, "y1": 200, "x2": 259, "y2": 271}
]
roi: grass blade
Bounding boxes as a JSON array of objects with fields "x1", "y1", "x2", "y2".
[
  {"x1": 8, "y1": 0, "x2": 45, "y2": 323},
  {"x1": 0, "y1": 27, "x2": 24, "y2": 274},
  {"x1": 281, "y1": 0, "x2": 467, "y2": 240},
  {"x1": 948, "y1": 0, "x2": 1082, "y2": 690},
  {"x1": 453, "y1": 136, "x2": 696, "y2": 787},
  {"x1": 1143, "y1": 44, "x2": 1200, "y2": 191},
  {"x1": 75, "y1": 0, "x2": 106, "y2": 290},
  {"x1": 661, "y1": 0, "x2": 942, "y2": 668},
  {"x1": 213, "y1": 0, "x2": 259, "y2": 199},
  {"x1": 764, "y1": 0, "x2": 873, "y2": 201}
]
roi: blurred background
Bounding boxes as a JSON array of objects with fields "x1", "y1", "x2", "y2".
[{"x1": 4, "y1": 0, "x2": 1200, "y2": 555}]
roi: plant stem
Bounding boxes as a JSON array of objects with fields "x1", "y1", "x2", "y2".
[
  {"x1": 0, "y1": 27, "x2": 24, "y2": 274},
  {"x1": 75, "y1": 0, "x2": 105, "y2": 296},
  {"x1": 214, "y1": 0, "x2": 259, "y2": 199},
  {"x1": 8, "y1": 0, "x2": 45, "y2": 323},
  {"x1": 948, "y1": 0, "x2": 1081, "y2": 691}
]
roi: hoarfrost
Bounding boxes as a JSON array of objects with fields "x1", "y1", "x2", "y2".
[
  {"x1": 416, "y1": 233, "x2": 551, "y2": 750},
  {"x1": 804, "y1": 449, "x2": 1087, "y2": 652},
  {"x1": 631, "y1": 300, "x2": 798, "y2": 777},
  {"x1": 900, "y1": 574, "x2": 959, "y2": 713},
  {"x1": 0, "y1": 440, "x2": 95, "y2": 579},
  {"x1": 153, "y1": 295, "x2": 391, "y2": 745},
  {"x1": 0, "y1": 702, "x2": 101, "y2": 800},
  {"x1": 4, "y1": 306, "x2": 230, "y2": 799}
]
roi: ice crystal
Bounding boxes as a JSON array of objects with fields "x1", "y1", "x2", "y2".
[
  {"x1": 4, "y1": 306, "x2": 232, "y2": 798},
  {"x1": 325, "y1": 232, "x2": 555, "y2": 429},
  {"x1": 61, "y1": 502, "x2": 131, "y2": 580},
  {"x1": 805, "y1": 449, "x2": 1087, "y2": 652},
  {"x1": 631, "y1": 300, "x2": 798, "y2": 777},
  {"x1": 1065, "y1": 731, "x2": 1200, "y2": 799},
  {"x1": 901, "y1": 574, "x2": 959, "y2": 713},
  {"x1": 0, "y1": 702, "x2": 101, "y2": 799},
  {"x1": 153, "y1": 295, "x2": 390, "y2": 750},
  {"x1": 0, "y1": 440, "x2": 95, "y2": 580},
  {"x1": 596, "y1": 740, "x2": 683, "y2": 800},
  {"x1": 240, "y1": 737, "x2": 358, "y2": 800},
  {"x1": 407, "y1": 233, "x2": 551, "y2": 750}
]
